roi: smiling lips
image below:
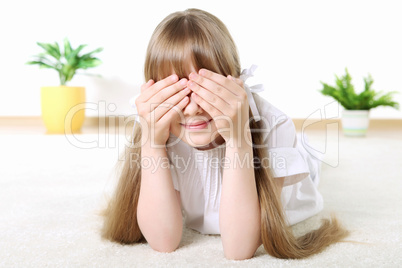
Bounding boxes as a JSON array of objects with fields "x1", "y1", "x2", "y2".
[{"x1": 181, "y1": 119, "x2": 212, "y2": 129}]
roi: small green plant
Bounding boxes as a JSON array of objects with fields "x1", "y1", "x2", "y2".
[
  {"x1": 319, "y1": 68, "x2": 399, "y2": 110},
  {"x1": 27, "y1": 38, "x2": 103, "y2": 85}
]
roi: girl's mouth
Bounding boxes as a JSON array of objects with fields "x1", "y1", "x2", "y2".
[{"x1": 181, "y1": 119, "x2": 212, "y2": 130}]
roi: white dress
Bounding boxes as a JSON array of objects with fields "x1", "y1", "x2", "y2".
[{"x1": 166, "y1": 94, "x2": 323, "y2": 235}]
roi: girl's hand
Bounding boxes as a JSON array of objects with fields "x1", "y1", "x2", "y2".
[
  {"x1": 135, "y1": 75, "x2": 190, "y2": 147},
  {"x1": 188, "y1": 69, "x2": 249, "y2": 145}
]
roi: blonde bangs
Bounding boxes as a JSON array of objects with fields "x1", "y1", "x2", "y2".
[{"x1": 144, "y1": 9, "x2": 241, "y2": 82}]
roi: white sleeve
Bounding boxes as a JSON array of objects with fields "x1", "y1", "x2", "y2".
[{"x1": 255, "y1": 95, "x2": 309, "y2": 187}]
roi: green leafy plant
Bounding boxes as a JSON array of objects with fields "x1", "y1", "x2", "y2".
[
  {"x1": 27, "y1": 38, "x2": 103, "y2": 85},
  {"x1": 319, "y1": 68, "x2": 399, "y2": 110}
]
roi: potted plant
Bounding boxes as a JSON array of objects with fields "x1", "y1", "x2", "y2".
[
  {"x1": 27, "y1": 38, "x2": 103, "y2": 134},
  {"x1": 319, "y1": 69, "x2": 399, "y2": 136}
]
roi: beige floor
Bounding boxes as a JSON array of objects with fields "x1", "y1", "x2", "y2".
[{"x1": 0, "y1": 123, "x2": 401, "y2": 267}]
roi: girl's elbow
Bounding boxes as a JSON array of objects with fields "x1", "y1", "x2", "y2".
[
  {"x1": 222, "y1": 234, "x2": 261, "y2": 260},
  {"x1": 223, "y1": 247, "x2": 256, "y2": 261},
  {"x1": 148, "y1": 233, "x2": 182, "y2": 253},
  {"x1": 150, "y1": 242, "x2": 179, "y2": 253}
]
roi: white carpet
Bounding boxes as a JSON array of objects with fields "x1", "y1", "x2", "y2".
[{"x1": 0, "y1": 131, "x2": 401, "y2": 267}]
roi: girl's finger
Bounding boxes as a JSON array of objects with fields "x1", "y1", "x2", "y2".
[
  {"x1": 228, "y1": 75, "x2": 244, "y2": 88},
  {"x1": 158, "y1": 95, "x2": 190, "y2": 126},
  {"x1": 189, "y1": 72, "x2": 236, "y2": 99},
  {"x1": 187, "y1": 79, "x2": 231, "y2": 115},
  {"x1": 140, "y1": 79, "x2": 155, "y2": 94},
  {"x1": 198, "y1": 69, "x2": 244, "y2": 96},
  {"x1": 148, "y1": 78, "x2": 188, "y2": 107},
  {"x1": 191, "y1": 92, "x2": 222, "y2": 119},
  {"x1": 141, "y1": 74, "x2": 180, "y2": 102},
  {"x1": 152, "y1": 87, "x2": 191, "y2": 122}
]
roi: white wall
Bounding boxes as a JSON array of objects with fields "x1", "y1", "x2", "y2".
[{"x1": 1, "y1": 0, "x2": 401, "y2": 119}]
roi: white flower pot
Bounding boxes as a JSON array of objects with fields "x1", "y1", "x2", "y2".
[{"x1": 341, "y1": 110, "x2": 370, "y2": 136}]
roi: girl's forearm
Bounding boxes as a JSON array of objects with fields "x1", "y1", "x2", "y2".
[
  {"x1": 220, "y1": 139, "x2": 261, "y2": 260},
  {"x1": 137, "y1": 145, "x2": 182, "y2": 252}
]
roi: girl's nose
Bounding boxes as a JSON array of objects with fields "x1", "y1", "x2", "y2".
[{"x1": 183, "y1": 93, "x2": 203, "y2": 116}]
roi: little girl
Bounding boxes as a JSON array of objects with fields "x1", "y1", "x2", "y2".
[{"x1": 102, "y1": 8, "x2": 348, "y2": 260}]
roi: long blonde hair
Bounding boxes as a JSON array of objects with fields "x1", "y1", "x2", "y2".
[{"x1": 101, "y1": 8, "x2": 348, "y2": 258}]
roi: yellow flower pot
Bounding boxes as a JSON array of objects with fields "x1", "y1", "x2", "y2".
[{"x1": 41, "y1": 86, "x2": 86, "y2": 134}]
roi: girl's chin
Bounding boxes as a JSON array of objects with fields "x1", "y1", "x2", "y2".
[
  {"x1": 181, "y1": 134, "x2": 225, "y2": 150},
  {"x1": 183, "y1": 137, "x2": 214, "y2": 148}
]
